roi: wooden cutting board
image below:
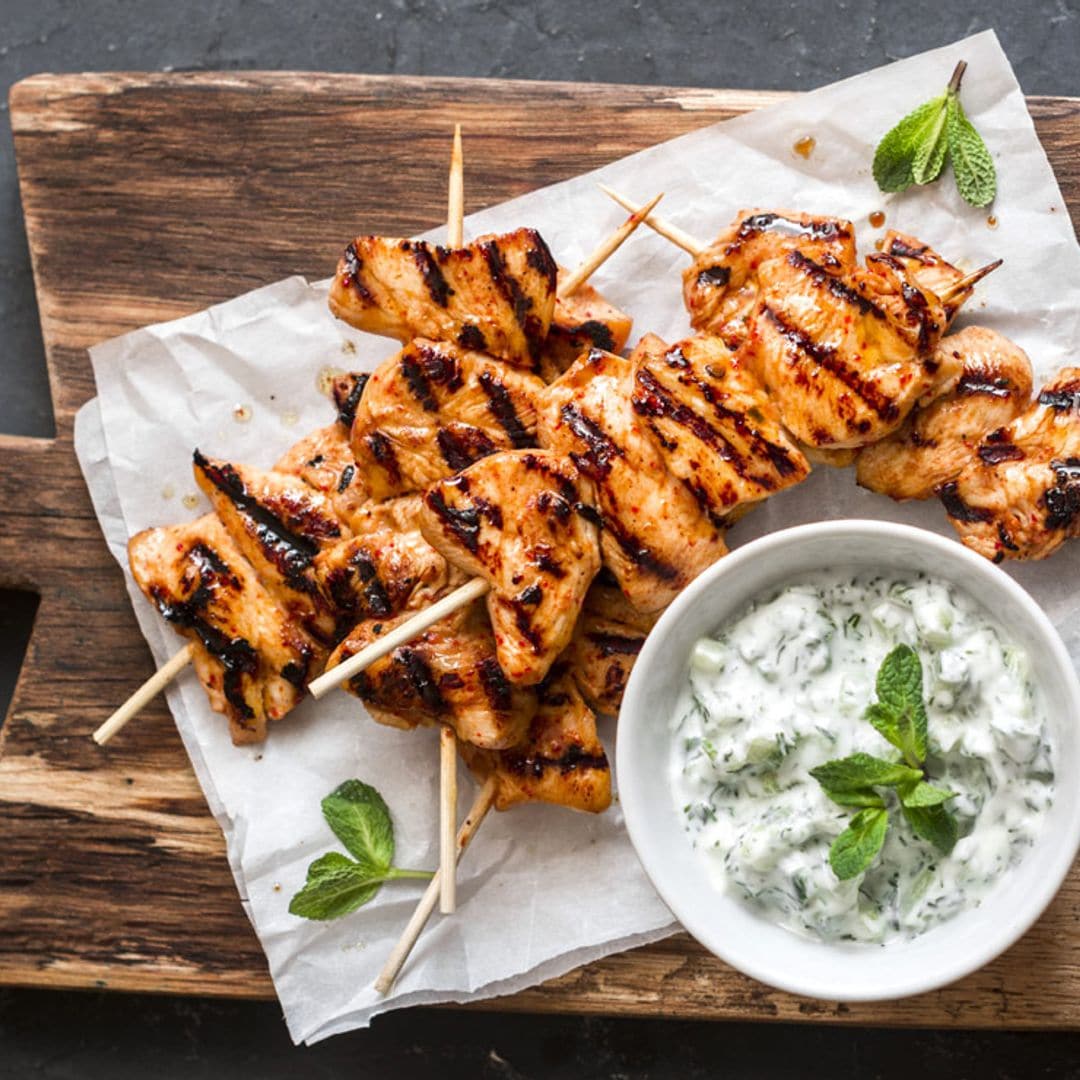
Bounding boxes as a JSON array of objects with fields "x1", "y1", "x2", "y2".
[{"x1": 4, "y1": 72, "x2": 1080, "y2": 1027}]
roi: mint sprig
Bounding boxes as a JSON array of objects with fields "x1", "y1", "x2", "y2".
[
  {"x1": 873, "y1": 61, "x2": 997, "y2": 208},
  {"x1": 811, "y1": 646, "x2": 959, "y2": 881},
  {"x1": 289, "y1": 780, "x2": 433, "y2": 921}
]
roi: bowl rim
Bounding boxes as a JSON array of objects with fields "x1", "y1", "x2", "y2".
[{"x1": 616, "y1": 518, "x2": 1080, "y2": 1002}]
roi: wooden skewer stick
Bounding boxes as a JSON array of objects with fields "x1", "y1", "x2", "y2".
[
  {"x1": 447, "y1": 123, "x2": 464, "y2": 248},
  {"x1": 438, "y1": 121, "x2": 467, "y2": 914},
  {"x1": 557, "y1": 191, "x2": 665, "y2": 299},
  {"x1": 374, "y1": 775, "x2": 497, "y2": 995},
  {"x1": 439, "y1": 724, "x2": 458, "y2": 914},
  {"x1": 597, "y1": 183, "x2": 704, "y2": 257},
  {"x1": 93, "y1": 643, "x2": 194, "y2": 745},
  {"x1": 309, "y1": 577, "x2": 491, "y2": 699},
  {"x1": 938, "y1": 259, "x2": 1003, "y2": 304}
]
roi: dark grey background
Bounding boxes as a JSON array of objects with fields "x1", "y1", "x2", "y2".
[{"x1": 3, "y1": 1, "x2": 1080, "y2": 1075}]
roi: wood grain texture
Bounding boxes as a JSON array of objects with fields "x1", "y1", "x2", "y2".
[{"x1": 3, "y1": 72, "x2": 1080, "y2": 1025}]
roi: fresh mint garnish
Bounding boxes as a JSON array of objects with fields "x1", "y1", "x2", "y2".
[
  {"x1": 812, "y1": 646, "x2": 959, "y2": 880},
  {"x1": 289, "y1": 780, "x2": 433, "y2": 921},
  {"x1": 873, "y1": 61, "x2": 996, "y2": 208}
]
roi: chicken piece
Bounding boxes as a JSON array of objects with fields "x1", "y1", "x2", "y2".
[
  {"x1": 351, "y1": 337, "x2": 546, "y2": 500},
  {"x1": 683, "y1": 210, "x2": 857, "y2": 349},
  {"x1": 939, "y1": 368, "x2": 1080, "y2": 562},
  {"x1": 328, "y1": 228, "x2": 558, "y2": 370},
  {"x1": 741, "y1": 247, "x2": 949, "y2": 450},
  {"x1": 331, "y1": 371, "x2": 369, "y2": 431},
  {"x1": 538, "y1": 347, "x2": 727, "y2": 612},
  {"x1": 857, "y1": 327, "x2": 1034, "y2": 500},
  {"x1": 630, "y1": 333, "x2": 810, "y2": 524},
  {"x1": 274, "y1": 424, "x2": 369, "y2": 531},
  {"x1": 419, "y1": 449, "x2": 601, "y2": 686},
  {"x1": 326, "y1": 598, "x2": 534, "y2": 749},
  {"x1": 459, "y1": 666, "x2": 611, "y2": 813},
  {"x1": 314, "y1": 496, "x2": 458, "y2": 628},
  {"x1": 567, "y1": 578, "x2": 658, "y2": 715},
  {"x1": 128, "y1": 515, "x2": 321, "y2": 744},
  {"x1": 540, "y1": 272, "x2": 634, "y2": 380},
  {"x1": 878, "y1": 231, "x2": 975, "y2": 326},
  {"x1": 193, "y1": 451, "x2": 347, "y2": 640}
]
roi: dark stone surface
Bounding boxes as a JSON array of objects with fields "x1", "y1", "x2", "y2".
[{"x1": 4, "y1": 0, "x2": 1080, "y2": 1072}]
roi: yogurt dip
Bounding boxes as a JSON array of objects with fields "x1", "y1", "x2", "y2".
[{"x1": 671, "y1": 569, "x2": 1054, "y2": 944}]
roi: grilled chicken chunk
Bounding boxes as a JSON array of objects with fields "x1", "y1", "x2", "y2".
[
  {"x1": 459, "y1": 666, "x2": 611, "y2": 813},
  {"x1": 538, "y1": 347, "x2": 727, "y2": 612},
  {"x1": 741, "y1": 247, "x2": 949, "y2": 449},
  {"x1": 274, "y1": 424, "x2": 369, "y2": 531},
  {"x1": 683, "y1": 210, "x2": 857, "y2": 348},
  {"x1": 630, "y1": 333, "x2": 810, "y2": 524},
  {"x1": 940, "y1": 367, "x2": 1080, "y2": 562},
  {"x1": 567, "y1": 579, "x2": 658, "y2": 715},
  {"x1": 878, "y1": 231, "x2": 975, "y2": 326},
  {"x1": 128, "y1": 515, "x2": 320, "y2": 744},
  {"x1": 419, "y1": 449, "x2": 601, "y2": 686},
  {"x1": 351, "y1": 338, "x2": 546, "y2": 500},
  {"x1": 541, "y1": 273, "x2": 633, "y2": 380},
  {"x1": 314, "y1": 496, "x2": 457, "y2": 628},
  {"x1": 193, "y1": 451, "x2": 347, "y2": 641},
  {"x1": 328, "y1": 228, "x2": 558, "y2": 370},
  {"x1": 326, "y1": 598, "x2": 535, "y2": 749},
  {"x1": 857, "y1": 327, "x2": 1033, "y2": 500}
]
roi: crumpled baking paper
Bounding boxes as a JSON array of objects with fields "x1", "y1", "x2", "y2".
[{"x1": 74, "y1": 29, "x2": 1080, "y2": 1041}]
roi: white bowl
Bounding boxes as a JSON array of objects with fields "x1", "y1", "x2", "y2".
[{"x1": 617, "y1": 520, "x2": 1080, "y2": 1002}]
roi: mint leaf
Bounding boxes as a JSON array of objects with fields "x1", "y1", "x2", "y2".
[
  {"x1": 289, "y1": 859, "x2": 383, "y2": 920},
  {"x1": 873, "y1": 96, "x2": 947, "y2": 193},
  {"x1": 947, "y1": 96, "x2": 997, "y2": 208},
  {"x1": 822, "y1": 788, "x2": 887, "y2": 809},
  {"x1": 829, "y1": 808, "x2": 889, "y2": 880},
  {"x1": 868, "y1": 645, "x2": 928, "y2": 766},
  {"x1": 902, "y1": 803, "x2": 959, "y2": 854},
  {"x1": 910, "y1": 97, "x2": 951, "y2": 185},
  {"x1": 898, "y1": 779, "x2": 957, "y2": 808},
  {"x1": 811, "y1": 752, "x2": 923, "y2": 793},
  {"x1": 321, "y1": 780, "x2": 394, "y2": 871}
]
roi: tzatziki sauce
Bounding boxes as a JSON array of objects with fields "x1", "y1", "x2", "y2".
[{"x1": 671, "y1": 570, "x2": 1054, "y2": 944}]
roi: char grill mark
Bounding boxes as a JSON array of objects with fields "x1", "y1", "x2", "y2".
[
  {"x1": 479, "y1": 370, "x2": 533, "y2": 448},
  {"x1": 739, "y1": 212, "x2": 849, "y2": 243},
  {"x1": 559, "y1": 400, "x2": 622, "y2": 479},
  {"x1": 1046, "y1": 458, "x2": 1080, "y2": 529},
  {"x1": 978, "y1": 442, "x2": 1025, "y2": 466},
  {"x1": 337, "y1": 464, "x2": 355, "y2": 493},
  {"x1": 410, "y1": 244, "x2": 453, "y2": 307},
  {"x1": 395, "y1": 646, "x2": 446, "y2": 712},
  {"x1": 414, "y1": 342, "x2": 465, "y2": 390},
  {"x1": 525, "y1": 238, "x2": 559, "y2": 289},
  {"x1": 602, "y1": 515, "x2": 678, "y2": 581},
  {"x1": 457, "y1": 323, "x2": 487, "y2": 351},
  {"x1": 887, "y1": 238, "x2": 930, "y2": 260},
  {"x1": 957, "y1": 372, "x2": 1015, "y2": 398},
  {"x1": 786, "y1": 250, "x2": 886, "y2": 321},
  {"x1": 400, "y1": 354, "x2": 439, "y2": 412},
  {"x1": 1039, "y1": 387, "x2": 1080, "y2": 412},
  {"x1": 366, "y1": 431, "x2": 402, "y2": 486},
  {"x1": 481, "y1": 234, "x2": 546, "y2": 363},
  {"x1": 938, "y1": 480, "x2": 993, "y2": 524},
  {"x1": 696, "y1": 265, "x2": 731, "y2": 288},
  {"x1": 192, "y1": 451, "x2": 325, "y2": 593},
  {"x1": 334, "y1": 373, "x2": 369, "y2": 429},
  {"x1": 341, "y1": 242, "x2": 373, "y2": 300},
  {"x1": 761, "y1": 306, "x2": 900, "y2": 423},
  {"x1": 504, "y1": 742, "x2": 610, "y2": 779},
  {"x1": 477, "y1": 657, "x2": 513, "y2": 713},
  {"x1": 426, "y1": 487, "x2": 482, "y2": 553},
  {"x1": 585, "y1": 631, "x2": 645, "y2": 656},
  {"x1": 351, "y1": 550, "x2": 394, "y2": 618},
  {"x1": 436, "y1": 427, "x2": 497, "y2": 472},
  {"x1": 574, "y1": 320, "x2": 616, "y2": 351}
]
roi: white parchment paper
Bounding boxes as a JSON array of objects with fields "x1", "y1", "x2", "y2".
[{"x1": 75, "y1": 30, "x2": 1080, "y2": 1041}]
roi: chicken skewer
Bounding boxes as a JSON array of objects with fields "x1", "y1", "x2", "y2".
[{"x1": 307, "y1": 198, "x2": 663, "y2": 697}]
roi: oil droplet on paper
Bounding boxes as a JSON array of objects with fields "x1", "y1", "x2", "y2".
[
  {"x1": 792, "y1": 135, "x2": 816, "y2": 159},
  {"x1": 281, "y1": 410, "x2": 299, "y2": 428},
  {"x1": 273, "y1": 883, "x2": 281, "y2": 892},
  {"x1": 987, "y1": 215, "x2": 998, "y2": 229},
  {"x1": 341, "y1": 339, "x2": 358, "y2": 355},
  {"x1": 317, "y1": 365, "x2": 346, "y2": 397},
  {"x1": 869, "y1": 210, "x2": 886, "y2": 228},
  {"x1": 181, "y1": 493, "x2": 200, "y2": 510},
  {"x1": 233, "y1": 403, "x2": 253, "y2": 423},
  {"x1": 161, "y1": 484, "x2": 175, "y2": 500}
]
